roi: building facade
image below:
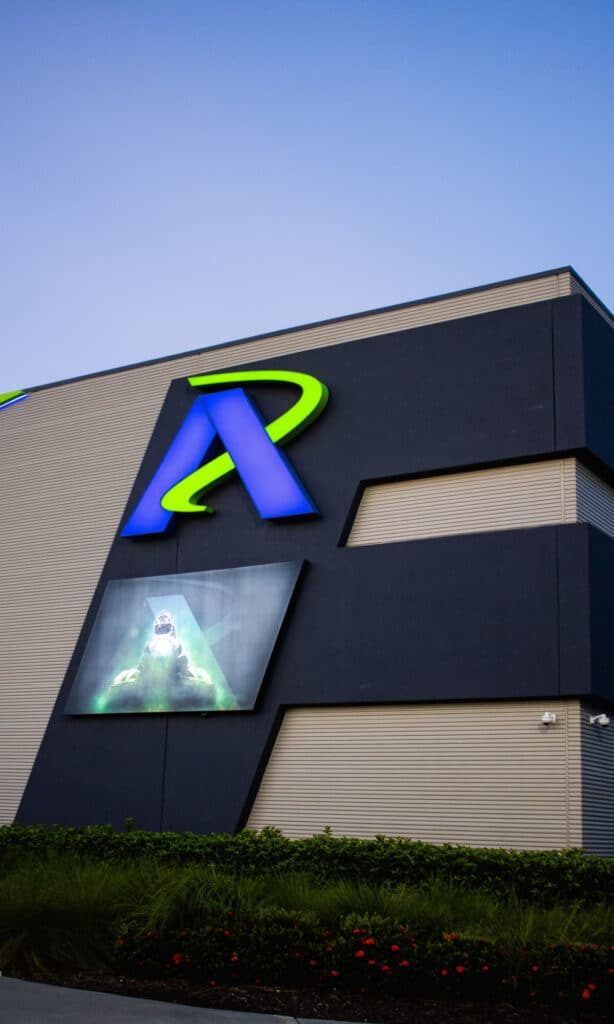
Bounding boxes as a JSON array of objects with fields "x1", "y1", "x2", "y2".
[{"x1": 2, "y1": 267, "x2": 614, "y2": 853}]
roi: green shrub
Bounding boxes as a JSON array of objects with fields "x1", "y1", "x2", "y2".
[{"x1": 2, "y1": 824, "x2": 614, "y2": 904}]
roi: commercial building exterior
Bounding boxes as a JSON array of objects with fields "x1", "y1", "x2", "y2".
[{"x1": 2, "y1": 267, "x2": 614, "y2": 853}]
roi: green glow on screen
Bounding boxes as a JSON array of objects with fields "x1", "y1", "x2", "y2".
[{"x1": 65, "y1": 562, "x2": 302, "y2": 716}]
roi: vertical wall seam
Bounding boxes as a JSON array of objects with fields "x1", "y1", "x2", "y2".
[
  {"x1": 564, "y1": 700, "x2": 570, "y2": 847},
  {"x1": 159, "y1": 717, "x2": 169, "y2": 833},
  {"x1": 551, "y1": 301, "x2": 558, "y2": 452},
  {"x1": 555, "y1": 527, "x2": 561, "y2": 698}
]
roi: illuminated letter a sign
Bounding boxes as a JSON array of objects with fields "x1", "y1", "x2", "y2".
[{"x1": 122, "y1": 370, "x2": 329, "y2": 537}]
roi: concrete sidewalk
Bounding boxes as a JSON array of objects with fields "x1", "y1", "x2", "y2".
[{"x1": 0, "y1": 977, "x2": 336, "y2": 1024}]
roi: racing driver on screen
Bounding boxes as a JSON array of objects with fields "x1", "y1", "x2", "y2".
[{"x1": 106, "y1": 610, "x2": 218, "y2": 711}]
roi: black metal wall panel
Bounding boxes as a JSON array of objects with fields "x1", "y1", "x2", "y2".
[
  {"x1": 588, "y1": 528, "x2": 614, "y2": 703},
  {"x1": 16, "y1": 298, "x2": 611, "y2": 832},
  {"x1": 583, "y1": 301, "x2": 614, "y2": 476}
]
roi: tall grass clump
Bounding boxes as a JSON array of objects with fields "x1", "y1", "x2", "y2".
[
  {"x1": 139, "y1": 864, "x2": 271, "y2": 932},
  {"x1": 0, "y1": 851, "x2": 151, "y2": 973}
]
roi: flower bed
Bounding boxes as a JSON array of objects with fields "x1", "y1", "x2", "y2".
[{"x1": 115, "y1": 912, "x2": 614, "y2": 1010}]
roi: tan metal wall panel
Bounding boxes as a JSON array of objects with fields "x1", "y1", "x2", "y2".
[
  {"x1": 580, "y1": 702, "x2": 614, "y2": 856},
  {"x1": 0, "y1": 269, "x2": 588, "y2": 824},
  {"x1": 247, "y1": 701, "x2": 582, "y2": 850},
  {"x1": 347, "y1": 459, "x2": 578, "y2": 547}
]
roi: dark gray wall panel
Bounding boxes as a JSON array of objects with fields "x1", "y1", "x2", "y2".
[
  {"x1": 583, "y1": 301, "x2": 614, "y2": 475},
  {"x1": 588, "y1": 528, "x2": 614, "y2": 704},
  {"x1": 17, "y1": 300, "x2": 585, "y2": 832},
  {"x1": 552, "y1": 295, "x2": 585, "y2": 452},
  {"x1": 557, "y1": 524, "x2": 591, "y2": 696}
]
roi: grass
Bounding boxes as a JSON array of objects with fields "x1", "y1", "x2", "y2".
[{"x1": 1, "y1": 851, "x2": 613, "y2": 974}]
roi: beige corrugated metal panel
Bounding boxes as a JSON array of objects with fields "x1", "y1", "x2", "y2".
[
  {"x1": 247, "y1": 701, "x2": 582, "y2": 850},
  {"x1": 568, "y1": 275, "x2": 614, "y2": 328},
  {"x1": 0, "y1": 389, "x2": 152, "y2": 824},
  {"x1": 575, "y1": 463, "x2": 614, "y2": 540},
  {"x1": 580, "y1": 702, "x2": 614, "y2": 856},
  {"x1": 347, "y1": 459, "x2": 578, "y2": 547}
]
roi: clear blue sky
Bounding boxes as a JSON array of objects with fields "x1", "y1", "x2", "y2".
[{"x1": 2, "y1": 1, "x2": 613, "y2": 389}]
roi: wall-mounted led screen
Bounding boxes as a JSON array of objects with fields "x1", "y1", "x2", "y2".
[{"x1": 65, "y1": 561, "x2": 302, "y2": 715}]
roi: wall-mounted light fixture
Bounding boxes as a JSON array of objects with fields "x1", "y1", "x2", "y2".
[
  {"x1": 589, "y1": 713, "x2": 610, "y2": 728},
  {"x1": 541, "y1": 712, "x2": 557, "y2": 726}
]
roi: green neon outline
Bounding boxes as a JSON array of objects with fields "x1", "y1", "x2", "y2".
[
  {"x1": 161, "y1": 370, "x2": 329, "y2": 514},
  {"x1": 0, "y1": 390, "x2": 26, "y2": 408}
]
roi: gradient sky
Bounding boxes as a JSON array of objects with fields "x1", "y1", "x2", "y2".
[{"x1": 2, "y1": 1, "x2": 613, "y2": 389}]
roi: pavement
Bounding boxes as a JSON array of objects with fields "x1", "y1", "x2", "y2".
[{"x1": 0, "y1": 977, "x2": 338, "y2": 1024}]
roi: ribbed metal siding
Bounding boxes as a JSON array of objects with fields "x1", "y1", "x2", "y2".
[
  {"x1": 247, "y1": 702, "x2": 582, "y2": 850},
  {"x1": 0, "y1": 269, "x2": 582, "y2": 825},
  {"x1": 575, "y1": 463, "x2": 614, "y2": 540},
  {"x1": 568, "y1": 276, "x2": 614, "y2": 328},
  {"x1": 347, "y1": 459, "x2": 579, "y2": 547},
  {"x1": 580, "y1": 702, "x2": 614, "y2": 856}
]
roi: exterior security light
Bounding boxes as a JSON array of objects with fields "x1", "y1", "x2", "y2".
[
  {"x1": 589, "y1": 714, "x2": 611, "y2": 728},
  {"x1": 541, "y1": 712, "x2": 557, "y2": 725}
]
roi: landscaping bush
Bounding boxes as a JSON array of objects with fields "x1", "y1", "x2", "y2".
[{"x1": 2, "y1": 823, "x2": 614, "y2": 904}]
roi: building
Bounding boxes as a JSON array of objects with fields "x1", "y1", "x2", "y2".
[{"x1": 2, "y1": 267, "x2": 614, "y2": 854}]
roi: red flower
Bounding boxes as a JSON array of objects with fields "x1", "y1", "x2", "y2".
[
  {"x1": 482, "y1": 966, "x2": 489, "y2": 972},
  {"x1": 363, "y1": 937, "x2": 375, "y2": 945},
  {"x1": 330, "y1": 969, "x2": 339, "y2": 977},
  {"x1": 455, "y1": 965, "x2": 465, "y2": 974},
  {"x1": 223, "y1": 930, "x2": 230, "y2": 936},
  {"x1": 231, "y1": 952, "x2": 238, "y2": 962},
  {"x1": 382, "y1": 965, "x2": 392, "y2": 973},
  {"x1": 588, "y1": 983, "x2": 597, "y2": 991},
  {"x1": 368, "y1": 959, "x2": 376, "y2": 966},
  {"x1": 309, "y1": 960, "x2": 317, "y2": 967},
  {"x1": 441, "y1": 969, "x2": 448, "y2": 977},
  {"x1": 209, "y1": 981, "x2": 216, "y2": 987},
  {"x1": 531, "y1": 965, "x2": 539, "y2": 973},
  {"x1": 354, "y1": 950, "x2": 365, "y2": 959},
  {"x1": 400, "y1": 960, "x2": 409, "y2": 968},
  {"x1": 352, "y1": 928, "x2": 361, "y2": 934},
  {"x1": 582, "y1": 989, "x2": 591, "y2": 1000},
  {"x1": 172, "y1": 953, "x2": 182, "y2": 965},
  {"x1": 390, "y1": 944, "x2": 400, "y2": 952}
]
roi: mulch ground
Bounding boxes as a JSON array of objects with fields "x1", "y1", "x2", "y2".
[{"x1": 14, "y1": 970, "x2": 610, "y2": 1024}]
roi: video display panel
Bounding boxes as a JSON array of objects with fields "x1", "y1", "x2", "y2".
[{"x1": 65, "y1": 561, "x2": 302, "y2": 715}]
